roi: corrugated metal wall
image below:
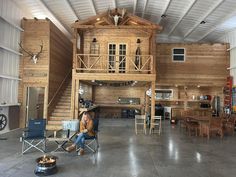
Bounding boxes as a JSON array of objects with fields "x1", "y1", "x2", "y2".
[
  {"x1": 219, "y1": 29, "x2": 236, "y2": 85},
  {"x1": 0, "y1": 0, "x2": 24, "y2": 105}
]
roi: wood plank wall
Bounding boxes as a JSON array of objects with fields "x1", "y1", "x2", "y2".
[
  {"x1": 83, "y1": 28, "x2": 150, "y2": 55},
  {"x1": 18, "y1": 19, "x2": 72, "y2": 127},
  {"x1": 94, "y1": 85, "x2": 146, "y2": 118},
  {"x1": 48, "y1": 22, "x2": 72, "y2": 102},
  {"x1": 82, "y1": 29, "x2": 151, "y2": 72},
  {"x1": 94, "y1": 86, "x2": 146, "y2": 104},
  {"x1": 18, "y1": 19, "x2": 50, "y2": 127},
  {"x1": 156, "y1": 43, "x2": 229, "y2": 116},
  {"x1": 156, "y1": 43, "x2": 230, "y2": 86}
]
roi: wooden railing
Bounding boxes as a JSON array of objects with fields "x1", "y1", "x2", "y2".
[{"x1": 76, "y1": 54, "x2": 154, "y2": 74}]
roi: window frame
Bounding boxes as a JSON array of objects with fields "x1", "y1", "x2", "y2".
[{"x1": 172, "y1": 48, "x2": 185, "y2": 62}]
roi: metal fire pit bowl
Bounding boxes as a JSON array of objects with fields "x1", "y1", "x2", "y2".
[{"x1": 34, "y1": 155, "x2": 58, "y2": 176}]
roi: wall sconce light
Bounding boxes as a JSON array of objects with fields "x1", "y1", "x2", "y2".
[
  {"x1": 200, "y1": 21, "x2": 206, "y2": 24},
  {"x1": 161, "y1": 14, "x2": 167, "y2": 18},
  {"x1": 137, "y1": 38, "x2": 141, "y2": 44},
  {"x1": 92, "y1": 38, "x2": 97, "y2": 43}
]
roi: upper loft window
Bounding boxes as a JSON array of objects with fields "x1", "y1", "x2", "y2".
[{"x1": 172, "y1": 48, "x2": 185, "y2": 62}]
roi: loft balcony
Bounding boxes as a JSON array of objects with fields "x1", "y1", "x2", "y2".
[{"x1": 75, "y1": 54, "x2": 154, "y2": 74}]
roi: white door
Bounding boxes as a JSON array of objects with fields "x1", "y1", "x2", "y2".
[
  {"x1": 26, "y1": 87, "x2": 45, "y2": 125},
  {"x1": 108, "y1": 43, "x2": 127, "y2": 73}
]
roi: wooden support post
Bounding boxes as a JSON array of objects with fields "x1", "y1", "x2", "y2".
[
  {"x1": 44, "y1": 86, "x2": 48, "y2": 119},
  {"x1": 72, "y1": 29, "x2": 78, "y2": 69},
  {"x1": 75, "y1": 79, "x2": 79, "y2": 119},
  {"x1": 70, "y1": 69, "x2": 76, "y2": 118},
  {"x1": 150, "y1": 30, "x2": 156, "y2": 74},
  {"x1": 150, "y1": 81, "x2": 156, "y2": 130}
]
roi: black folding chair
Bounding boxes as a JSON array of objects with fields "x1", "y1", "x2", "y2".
[{"x1": 22, "y1": 119, "x2": 46, "y2": 154}]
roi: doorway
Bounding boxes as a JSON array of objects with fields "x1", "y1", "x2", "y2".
[
  {"x1": 108, "y1": 43, "x2": 127, "y2": 73},
  {"x1": 26, "y1": 87, "x2": 45, "y2": 124}
]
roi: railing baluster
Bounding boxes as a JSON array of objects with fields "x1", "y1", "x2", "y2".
[{"x1": 76, "y1": 54, "x2": 153, "y2": 73}]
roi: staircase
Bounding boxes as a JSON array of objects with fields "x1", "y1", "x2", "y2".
[{"x1": 46, "y1": 82, "x2": 72, "y2": 130}]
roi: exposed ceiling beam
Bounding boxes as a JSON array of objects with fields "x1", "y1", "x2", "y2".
[
  {"x1": 142, "y1": 0, "x2": 148, "y2": 18},
  {"x1": 157, "y1": 0, "x2": 172, "y2": 24},
  {"x1": 133, "y1": 0, "x2": 137, "y2": 15},
  {"x1": 38, "y1": 0, "x2": 72, "y2": 38},
  {"x1": 198, "y1": 9, "x2": 236, "y2": 42},
  {"x1": 168, "y1": 0, "x2": 197, "y2": 36},
  {"x1": 65, "y1": 0, "x2": 80, "y2": 20},
  {"x1": 90, "y1": 0, "x2": 97, "y2": 15},
  {"x1": 113, "y1": 0, "x2": 117, "y2": 8},
  {"x1": 184, "y1": 0, "x2": 225, "y2": 39}
]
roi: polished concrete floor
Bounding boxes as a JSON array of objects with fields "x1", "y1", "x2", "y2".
[{"x1": 0, "y1": 118, "x2": 236, "y2": 177}]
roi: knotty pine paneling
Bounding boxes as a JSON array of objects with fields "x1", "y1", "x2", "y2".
[
  {"x1": 48, "y1": 21, "x2": 72, "y2": 102},
  {"x1": 18, "y1": 19, "x2": 73, "y2": 127},
  {"x1": 156, "y1": 43, "x2": 230, "y2": 86},
  {"x1": 94, "y1": 86, "x2": 146, "y2": 105}
]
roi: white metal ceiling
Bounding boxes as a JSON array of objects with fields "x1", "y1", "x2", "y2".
[{"x1": 12, "y1": 0, "x2": 236, "y2": 43}]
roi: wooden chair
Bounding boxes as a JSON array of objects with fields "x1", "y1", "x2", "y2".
[
  {"x1": 149, "y1": 116, "x2": 161, "y2": 135},
  {"x1": 207, "y1": 118, "x2": 223, "y2": 139},
  {"x1": 186, "y1": 118, "x2": 199, "y2": 136},
  {"x1": 179, "y1": 110, "x2": 192, "y2": 130},
  {"x1": 223, "y1": 116, "x2": 236, "y2": 136},
  {"x1": 135, "y1": 115, "x2": 146, "y2": 134}
]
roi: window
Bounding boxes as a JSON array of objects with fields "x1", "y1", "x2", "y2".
[
  {"x1": 155, "y1": 89, "x2": 173, "y2": 100},
  {"x1": 172, "y1": 48, "x2": 185, "y2": 62}
]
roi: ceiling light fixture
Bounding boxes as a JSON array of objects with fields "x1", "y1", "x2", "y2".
[
  {"x1": 161, "y1": 14, "x2": 167, "y2": 18},
  {"x1": 200, "y1": 21, "x2": 206, "y2": 24}
]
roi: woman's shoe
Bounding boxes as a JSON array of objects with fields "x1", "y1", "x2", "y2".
[
  {"x1": 79, "y1": 149, "x2": 84, "y2": 156},
  {"x1": 66, "y1": 144, "x2": 76, "y2": 152}
]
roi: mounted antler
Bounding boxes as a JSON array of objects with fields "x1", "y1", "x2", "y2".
[{"x1": 19, "y1": 41, "x2": 43, "y2": 64}]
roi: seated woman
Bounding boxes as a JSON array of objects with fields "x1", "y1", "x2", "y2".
[{"x1": 66, "y1": 111, "x2": 95, "y2": 155}]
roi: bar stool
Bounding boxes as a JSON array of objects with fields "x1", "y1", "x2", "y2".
[{"x1": 135, "y1": 115, "x2": 146, "y2": 134}]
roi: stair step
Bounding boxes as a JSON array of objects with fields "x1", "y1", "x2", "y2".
[
  {"x1": 48, "y1": 120, "x2": 63, "y2": 125},
  {"x1": 48, "y1": 80, "x2": 72, "y2": 121},
  {"x1": 51, "y1": 112, "x2": 70, "y2": 117},
  {"x1": 60, "y1": 96, "x2": 71, "y2": 99},
  {"x1": 50, "y1": 116, "x2": 72, "y2": 121},
  {"x1": 60, "y1": 94, "x2": 71, "y2": 97},
  {"x1": 46, "y1": 124, "x2": 62, "y2": 131},
  {"x1": 57, "y1": 102, "x2": 71, "y2": 106},
  {"x1": 62, "y1": 95, "x2": 71, "y2": 97},
  {"x1": 53, "y1": 109, "x2": 70, "y2": 113},
  {"x1": 55, "y1": 105, "x2": 71, "y2": 109},
  {"x1": 58, "y1": 99, "x2": 71, "y2": 103}
]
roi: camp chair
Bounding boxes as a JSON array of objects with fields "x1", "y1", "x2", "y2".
[
  {"x1": 21, "y1": 119, "x2": 46, "y2": 154},
  {"x1": 77, "y1": 118, "x2": 99, "y2": 154}
]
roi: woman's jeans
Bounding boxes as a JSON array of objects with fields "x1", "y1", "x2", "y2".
[{"x1": 74, "y1": 133, "x2": 93, "y2": 149}]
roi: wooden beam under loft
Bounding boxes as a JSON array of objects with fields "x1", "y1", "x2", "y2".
[{"x1": 71, "y1": 24, "x2": 160, "y2": 30}]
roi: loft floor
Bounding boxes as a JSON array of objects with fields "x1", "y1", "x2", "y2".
[{"x1": 0, "y1": 119, "x2": 236, "y2": 177}]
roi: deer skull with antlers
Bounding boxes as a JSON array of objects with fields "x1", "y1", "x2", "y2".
[
  {"x1": 19, "y1": 41, "x2": 43, "y2": 64},
  {"x1": 108, "y1": 8, "x2": 126, "y2": 26}
]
